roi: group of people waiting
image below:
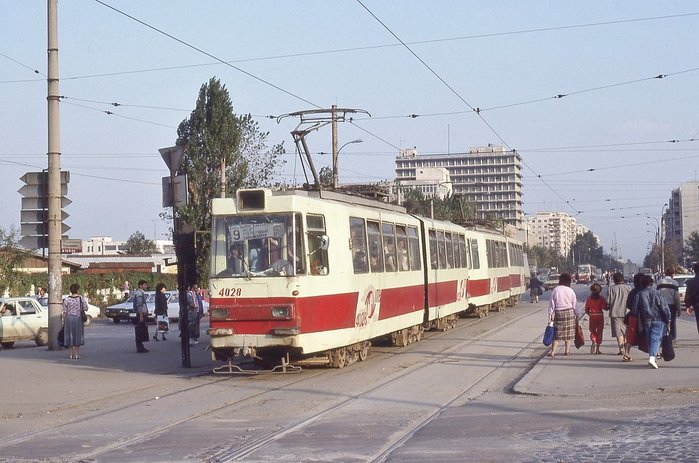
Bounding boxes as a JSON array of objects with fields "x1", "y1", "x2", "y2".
[{"x1": 545, "y1": 267, "x2": 697, "y2": 369}]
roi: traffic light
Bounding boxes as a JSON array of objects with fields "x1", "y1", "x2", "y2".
[{"x1": 18, "y1": 171, "x2": 71, "y2": 249}]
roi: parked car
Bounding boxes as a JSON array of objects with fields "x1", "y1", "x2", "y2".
[
  {"x1": 544, "y1": 274, "x2": 560, "y2": 291},
  {"x1": 37, "y1": 297, "x2": 100, "y2": 326},
  {"x1": 673, "y1": 274, "x2": 694, "y2": 304},
  {"x1": 0, "y1": 297, "x2": 49, "y2": 348},
  {"x1": 105, "y1": 291, "x2": 201, "y2": 324}
]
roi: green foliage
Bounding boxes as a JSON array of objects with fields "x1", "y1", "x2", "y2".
[
  {"x1": 13, "y1": 271, "x2": 178, "y2": 306},
  {"x1": 125, "y1": 230, "x2": 157, "y2": 254},
  {"x1": 319, "y1": 166, "x2": 333, "y2": 188},
  {"x1": 173, "y1": 77, "x2": 286, "y2": 285},
  {"x1": 0, "y1": 226, "x2": 34, "y2": 295},
  {"x1": 684, "y1": 231, "x2": 699, "y2": 266}
]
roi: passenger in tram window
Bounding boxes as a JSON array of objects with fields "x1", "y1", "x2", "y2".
[
  {"x1": 353, "y1": 250, "x2": 368, "y2": 273},
  {"x1": 227, "y1": 244, "x2": 244, "y2": 274},
  {"x1": 248, "y1": 239, "x2": 262, "y2": 271},
  {"x1": 397, "y1": 240, "x2": 409, "y2": 271},
  {"x1": 370, "y1": 255, "x2": 380, "y2": 272},
  {"x1": 384, "y1": 242, "x2": 397, "y2": 272}
]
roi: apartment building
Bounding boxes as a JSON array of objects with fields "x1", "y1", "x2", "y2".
[
  {"x1": 665, "y1": 181, "x2": 699, "y2": 252},
  {"x1": 395, "y1": 145, "x2": 523, "y2": 226}
]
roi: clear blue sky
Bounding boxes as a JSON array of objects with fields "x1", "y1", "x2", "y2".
[{"x1": 2, "y1": 1, "x2": 698, "y2": 264}]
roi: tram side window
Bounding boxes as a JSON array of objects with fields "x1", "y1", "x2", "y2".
[
  {"x1": 453, "y1": 234, "x2": 462, "y2": 268},
  {"x1": 396, "y1": 225, "x2": 410, "y2": 271},
  {"x1": 350, "y1": 217, "x2": 369, "y2": 273},
  {"x1": 307, "y1": 214, "x2": 329, "y2": 275},
  {"x1": 470, "y1": 239, "x2": 481, "y2": 269},
  {"x1": 457, "y1": 234, "x2": 467, "y2": 269},
  {"x1": 408, "y1": 226, "x2": 421, "y2": 271},
  {"x1": 382, "y1": 222, "x2": 397, "y2": 272},
  {"x1": 367, "y1": 221, "x2": 384, "y2": 273},
  {"x1": 437, "y1": 230, "x2": 447, "y2": 269},
  {"x1": 445, "y1": 232, "x2": 455, "y2": 269},
  {"x1": 429, "y1": 230, "x2": 438, "y2": 269}
]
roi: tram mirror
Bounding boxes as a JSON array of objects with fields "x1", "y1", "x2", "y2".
[{"x1": 319, "y1": 235, "x2": 329, "y2": 251}]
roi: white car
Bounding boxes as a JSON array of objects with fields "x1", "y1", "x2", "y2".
[
  {"x1": 0, "y1": 297, "x2": 49, "y2": 348},
  {"x1": 673, "y1": 274, "x2": 694, "y2": 305},
  {"x1": 38, "y1": 297, "x2": 100, "y2": 326}
]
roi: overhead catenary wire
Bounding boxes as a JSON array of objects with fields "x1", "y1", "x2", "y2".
[{"x1": 91, "y1": 0, "x2": 320, "y2": 110}]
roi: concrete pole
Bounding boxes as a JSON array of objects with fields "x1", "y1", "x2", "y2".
[
  {"x1": 331, "y1": 105, "x2": 338, "y2": 190},
  {"x1": 47, "y1": 0, "x2": 62, "y2": 350},
  {"x1": 220, "y1": 157, "x2": 226, "y2": 198}
]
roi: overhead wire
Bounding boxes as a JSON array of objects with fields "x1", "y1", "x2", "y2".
[
  {"x1": 356, "y1": 0, "x2": 586, "y2": 218},
  {"x1": 92, "y1": 0, "x2": 320, "y2": 109}
]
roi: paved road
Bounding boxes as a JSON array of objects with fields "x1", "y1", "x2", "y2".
[{"x1": 0, "y1": 288, "x2": 697, "y2": 462}]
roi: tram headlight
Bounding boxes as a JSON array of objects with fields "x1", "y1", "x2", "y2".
[
  {"x1": 271, "y1": 306, "x2": 290, "y2": 319},
  {"x1": 210, "y1": 308, "x2": 228, "y2": 320}
]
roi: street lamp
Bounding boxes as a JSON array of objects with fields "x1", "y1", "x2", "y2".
[
  {"x1": 660, "y1": 203, "x2": 668, "y2": 273},
  {"x1": 647, "y1": 215, "x2": 661, "y2": 273},
  {"x1": 333, "y1": 139, "x2": 362, "y2": 189}
]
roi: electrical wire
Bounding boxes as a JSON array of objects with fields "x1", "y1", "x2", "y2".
[
  {"x1": 92, "y1": 0, "x2": 320, "y2": 109},
  {"x1": 60, "y1": 100, "x2": 177, "y2": 129}
]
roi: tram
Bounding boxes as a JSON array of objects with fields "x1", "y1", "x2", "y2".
[{"x1": 207, "y1": 188, "x2": 528, "y2": 370}]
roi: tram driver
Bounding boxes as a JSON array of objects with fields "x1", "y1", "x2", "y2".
[{"x1": 265, "y1": 236, "x2": 302, "y2": 276}]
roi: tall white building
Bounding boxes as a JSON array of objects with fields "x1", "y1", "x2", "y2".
[
  {"x1": 395, "y1": 145, "x2": 522, "y2": 226},
  {"x1": 665, "y1": 182, "x2": 699, "y2": 254},
  {"x1": 525, "y1": 212, "x2": 579, "y2": 256}
]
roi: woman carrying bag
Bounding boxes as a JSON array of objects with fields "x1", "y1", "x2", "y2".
[{"x1": 62, "y1": 283, "x2": 86, "y2": 359}]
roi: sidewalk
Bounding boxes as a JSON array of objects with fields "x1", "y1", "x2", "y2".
[{"x1": 513, "y1": 308, "x2": 699, "y2": 397}]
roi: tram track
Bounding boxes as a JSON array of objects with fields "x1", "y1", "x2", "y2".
[
  {"x1": 0, "y1": 305, "x2": 541, "y2": 462},
  {"x1": 209, "y1": 307, "x2": 543, "y2": 462}
]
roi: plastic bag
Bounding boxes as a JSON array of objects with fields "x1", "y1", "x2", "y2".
[{"x1": 543, "y1": 322, "x2": 556, "y2": 346}]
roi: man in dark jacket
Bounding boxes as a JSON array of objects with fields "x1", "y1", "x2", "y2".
[
  {"x1": 657, "y1": 268, "x2": 681, "y2": 341},
  {"x1": 685, "y1": 263, "x2": 699, "y2": 336}
]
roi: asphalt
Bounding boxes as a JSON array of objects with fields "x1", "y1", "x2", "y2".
[{"x1": 2, "y1": 304, "x2": 698, "y2": 420}]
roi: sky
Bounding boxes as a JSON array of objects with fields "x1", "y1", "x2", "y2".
[{"x1": 1, "y1": 1, "x2": 698, "y2": 264}]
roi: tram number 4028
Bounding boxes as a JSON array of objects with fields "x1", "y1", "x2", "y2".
[{"x1": 218, "y1": 288, "x2": 242, "y2": 297}]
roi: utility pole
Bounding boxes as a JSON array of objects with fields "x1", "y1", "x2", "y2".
[
  {"x1": 220, "y1": 157, "x2": 226, "y2": 198},
  {"x1": 331, "y1": 105, "x2": 339, "y2": 189},
  {"x1": 46, "y1": 0, "x2": 62, "y2": 350}
]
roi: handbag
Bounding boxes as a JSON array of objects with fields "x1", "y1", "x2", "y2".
[
  {"x1": 57, "y1": 326, "x2": 65, "y2": 347},
  {"x1": 543, "y1": 322, "x2": 556, "y2": 346},
  {"x1": 537, "y1": 286, "x2": 543, "y2": 296},
  {"x1": 574, "y1": 320, "x2": 585, "y2": 349},
  {"x1": 661, "y1": 330, "x2": 675, "y2": 361},
  {"x1": 79, "y1": 297, "x2": 88, "y2": 324},
  {"x1": 156, "y1": 315, "x2": 170, "y2": 333},
  {"x1": 134, "y1": 324, "x2": 149, "y2": 343}
]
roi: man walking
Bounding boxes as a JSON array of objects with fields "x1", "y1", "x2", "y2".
[
  {"x1": 133, "y1": 280, "x2": 150, "y2": 353},
  {"x1": 657, "y1": 268, "x2": 681, "y2": 341},
  {"x1": 685, "y1": 263, "x2": 699, "y2": 336},
  {"x1": 607, "y1": 273, "x2": 631, "y2": 357},
  {"x1": 187, "y1": 284, "x2": 201, "y2": 345}
]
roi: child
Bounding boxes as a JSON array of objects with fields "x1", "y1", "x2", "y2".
[{"x1": 585, "y1": 282, "x2": 608, "y2": 354}]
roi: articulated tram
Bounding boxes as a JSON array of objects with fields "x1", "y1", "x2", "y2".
[{"x1": 207, "y1": 188, "x2": 528, "y2": 370}]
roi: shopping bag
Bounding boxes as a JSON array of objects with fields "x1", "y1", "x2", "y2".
[
  {"x1": 625, "y1": 315, "x2": 639, "y2": 346},
  {"x1": 574, "y1": 321, "x2": 585, "y2": 349},
  {"x1": 57, "y1": 327, "x2": 65, "y2": 347},
  {"x1": 134, "y1": 324, "x2": 149, "y2": 343},
  {"x1": 156, "y1": 315, "x2": 170, "y2": 333},
  {"x1": 543, "y1": 323, "x2": 556, "y2": 346},
  {"x1": 661, "y1": 332, "x2": 675, "y2": 361},
  {"x1": 637, "y1": 331, "x2": 649, "y2": 353}
]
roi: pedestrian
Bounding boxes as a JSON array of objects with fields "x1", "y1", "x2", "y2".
[
  {"x1": 584, "y1": 282, "x2": 608, "y2": 354},
  {"x1": 187, "y1": 284, "x2": 200, "y2": 345},
  {"x1": 62, "y1": 283, "x2": 85, "y2": 360},
  {"x1": 657, "y1": 268, "x2": 681, "y2": 342},
  {"x1": 684, "y1": 263, "x2": 699, "y2": 336},
  {"x1": 631, "y1": 274, "x2": 671, "y2": 369},
  {"x1": 547, "y1": 273, "x2": 582, "y2": 357},
  {"x1": 35, "y1": 286, "x2": 48, "y2": 305},
  {"x1": 153, "y1": 282, "x2": 168, "y2": 341},
  {"x1": 606, "y1": 272, "x2": 631, "y2": 357},
  {"x1": 528, "y1": 274, "x2": 543, "y2": 303},
  {"x1": 133, "y1": 280, "x2": 150, "y2": 353}
]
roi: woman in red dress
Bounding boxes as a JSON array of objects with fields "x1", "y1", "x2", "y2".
[{"x1": 585, "y1": 282, "x2": 608, "y2": 354}]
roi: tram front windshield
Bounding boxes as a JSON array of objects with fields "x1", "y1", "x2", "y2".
[{"x1": 211, "y1": 213, "x2": 305, "y2": 277}]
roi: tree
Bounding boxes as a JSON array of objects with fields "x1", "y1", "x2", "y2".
[
  {"x1": 684, "y1": 231, "x2": 699, "y2": 266},
  {"x1": 319, "y1": 166, "x2": 333, "y2": 188},
  {"x1": 125, "y1": 231, "x2": 157, "y2": 255},
  {"x1": 0, "y1": 226, "x2": 33, "y2": 296},
  {"x1": 174, "y1": 77, "x2": 286, "y2": 284}
]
